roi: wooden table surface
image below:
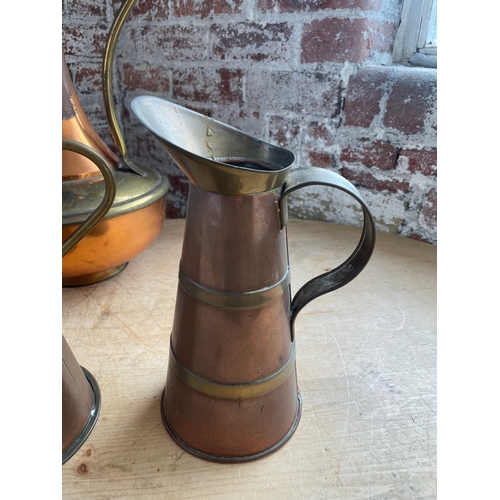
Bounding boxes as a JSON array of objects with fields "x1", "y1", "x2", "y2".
[{"x1": 62, "y1": 219, "x2": 437, "y2": 499}]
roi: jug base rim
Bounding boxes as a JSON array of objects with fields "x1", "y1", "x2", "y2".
[
  {"x1": 160, "y1": 390, "x2": 302, "y2": 463},
  {"x1": 62, "y1": 366, "x2": 102, "y2": 465}
]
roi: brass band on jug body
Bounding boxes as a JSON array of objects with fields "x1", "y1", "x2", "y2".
[{"x1": 131, "y1": 96, "x2": 376, "y2": 462}]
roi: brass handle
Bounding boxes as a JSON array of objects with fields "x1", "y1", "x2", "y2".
[
  {"x1": 62, "y1": 139, "x2": 116, "y2": 257},
  {"x1": 279, "y1": 166, "x2": 376, "y2": 340},
  {"x1": 102, "y1": 0, "x2": 147, "y2": 176}
]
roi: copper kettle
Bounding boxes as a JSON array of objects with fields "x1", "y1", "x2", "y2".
[
  {"x1": 131, "y1": 96, "x2": 376, "y2": 462},
  {"x1": 62, "y1": 0, "x2": 169, "y2": 286}
]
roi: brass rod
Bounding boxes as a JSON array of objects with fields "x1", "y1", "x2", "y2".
[{"x1": 102, "y1": 0, "x2": 147, "y2": 175}]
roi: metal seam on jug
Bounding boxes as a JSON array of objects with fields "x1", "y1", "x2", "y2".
[
  {"x1": 169, "y1": 342, "x2": 296, "y2": 400},
  {"x1": 178, "y1": 266, "x2": 291, "y2": 310}
]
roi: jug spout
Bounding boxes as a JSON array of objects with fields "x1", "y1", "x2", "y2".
[{"x1": 131, "y1": 96, "x2": 295, "y2": 195}]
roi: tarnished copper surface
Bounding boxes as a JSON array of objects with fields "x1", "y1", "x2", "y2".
[
  {"x1": 62, "y1": 335, "x2": 93, "y2": 454},
  {"x1": 180, "y1": 186, "x2": 288, "y2": 291},
  {"x1": 132, "y1": 96, "x2": 376, "y2": 462},
  {"x1": 163, "y1": 363, "x2": 300, "y2": 459},
  {"x1": 62, "y1": 196, "x2": 166, "y2": 281},
  {"x1": 163, "y1": 185, "x2": 299, "y2": 461},
  {"x1": 62, "y1": 53, "x2": 119, "y2": 180}
]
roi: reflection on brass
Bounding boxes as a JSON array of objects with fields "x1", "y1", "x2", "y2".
[
  {"x1": 62, "y1": 1, "x2": 169, "y2": 285},
  {"x1": 132, "y1": 96, "x2": 376, "y2": 462},
  {"x1": 178, "y1": 265, "x2": 291, "y2": 310},
  {"x1": 169, "y1": 341, "x2": 296, "y2": 400}
]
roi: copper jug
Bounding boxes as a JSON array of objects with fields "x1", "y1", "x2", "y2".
[
  {"x1": 62, "y1": 138, "x2": 115, "y2": 463},
  {"x1": 131, "y1": 96, "x2": 377, "y2": 462}
]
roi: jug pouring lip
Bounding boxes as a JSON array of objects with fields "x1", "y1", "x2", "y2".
[{"x1": 131, "y1": 95, "x2": 296, "y2": 196}]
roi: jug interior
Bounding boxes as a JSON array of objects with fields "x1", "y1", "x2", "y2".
[
  {"x1": 131, "y1": 96, "x2": 294, "y2": 170},
  {"x1": 215, "y1": 156, "x2": 283, "y2": 171}
]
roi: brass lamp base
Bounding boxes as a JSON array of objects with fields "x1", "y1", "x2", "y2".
[{"x1": 62, "y1": 263, "x2": 128, "y2": 287}]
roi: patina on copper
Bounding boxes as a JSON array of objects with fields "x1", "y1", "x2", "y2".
[{"x1": 132, "y1": 96, "x2": 377, "y2": 462}]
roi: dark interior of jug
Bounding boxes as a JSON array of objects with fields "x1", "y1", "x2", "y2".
[{"x1": 215, "y1": 156, "x2": 284, "y2": 171}]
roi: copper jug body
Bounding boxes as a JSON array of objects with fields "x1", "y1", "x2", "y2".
[{"x1": 131, "y1": 96, "x2": 376, "y2": 462}]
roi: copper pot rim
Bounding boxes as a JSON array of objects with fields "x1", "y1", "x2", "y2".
[{"x1": 62, "y1": 169, "x2": 169, "y2": 225}]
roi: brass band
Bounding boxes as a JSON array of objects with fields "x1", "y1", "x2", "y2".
[
  {"x1": 178, "y1": 266, "x2": 291, "y2": 310},
  {"x1": 169, "y1": 342, "x2": 296, "y2": 400}
]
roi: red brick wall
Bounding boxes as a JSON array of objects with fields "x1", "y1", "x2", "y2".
[{"x1": 62, "y1": 0, "x2": 437, "y2": 244}]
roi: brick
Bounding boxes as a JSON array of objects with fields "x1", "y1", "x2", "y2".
[
  {"x1": 384, "y1": 69, "x2": 437, "y2": 134},
  {"x1": 124, "y1": 123, "x2": 170, "y2": 164},
  {"x1": 341, "y1": 141, "x2": 399, "y2": 170},
  {"x1": 269, "y1": 116, "x2": 301, "y2": 150},
  {"x1": 399, "y1": 148, "x2": 437, "y2": 175},
  {"x1": 173, "y1": 68, "x2": 243, "y2": 105},
  {"x1": 62, "y1": 24, "x2": 109, "y2": 58},
  {"x1": 217, "y1": 109, "x2": 267, "y2": 141},
  {"x1": 112, "y1": 0, "x2": 169, "y2": 21},
  {"x1": 211, "y1": 23, "x2": 293, "y2": 64},
  {"x1": 68, "y1": 0, "x2": 106, "y2": 20},
  {"x1": 303, "y1": 122, "x2": 336, "y2": 150},
  {"x1": 142, "y1": 25, "x2": 209, "y2": 63},
  {"x1": 308, "y1": 151, "x2": 335, "y2": 169},
  {"x1": 167, "y1": 171, "x2": 190, "y2": 199},
  {"x1": 246, "y1": 70, "x2": 340, "y2": 115},
  {"x1": 344, "y1": 68, "x2": 391, "y2": 127},
  {"x1": 259, "y1": 0, "x2": 382, "y2": 13},
  {"x1": 121, "y1": 63, "x2": 170, "y2": 94},
  {"x1": 69, "y1": 62, "x2": 102, "y2": 94},
  {"x1": 172, "y1": 0, "x2": 243, "y2": 17},
  {"x1": 301, "y1": 18, "x2": 395, "y2": 64},
  {"x1": 77, "y1": 93, "x2": 108, "y2": 127},
  {"x1": 342, "y1": 167, "x2": 410, "y2": 193},
  {"x1": 420, "y1": 188, "x2": 437, "y2": 227}
]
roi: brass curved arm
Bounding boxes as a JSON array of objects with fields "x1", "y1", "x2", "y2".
[
  {"x1": 62, "y1": 139, "x2": 116, "y2": 257},
  {"x1": 102, "y1": 0, "x2": 147, "y2": 175}
]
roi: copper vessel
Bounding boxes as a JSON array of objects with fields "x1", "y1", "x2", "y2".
[
  {"x1": 132, "y1": 96, "x2": 377, "y2": 462},
  {"x1": 62, "y1": 138, "x2": 114, "y2": 464},
  {"x1": 62, "y1": 0, "x2": 169, "y2": 286},
  {"x1": 62, "y1": 335, "x2": 101, "y2": 464}
]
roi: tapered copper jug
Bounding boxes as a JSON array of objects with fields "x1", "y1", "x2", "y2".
[{"x1": 132, "y1": 96, "x2": 377, "y2": 462}]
